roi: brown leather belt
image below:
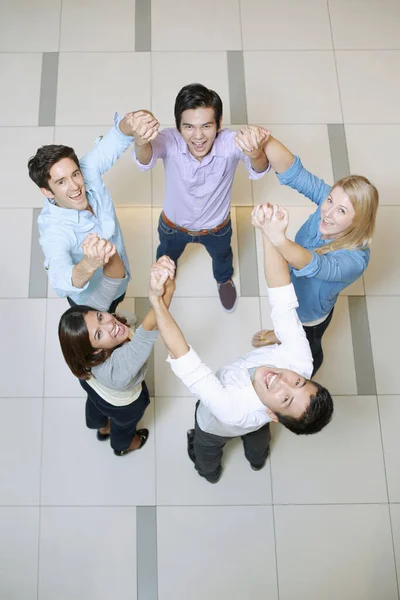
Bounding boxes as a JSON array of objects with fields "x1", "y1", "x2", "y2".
[{"x1": 161, "y1": 211, "x2": 230, "y2": 236}]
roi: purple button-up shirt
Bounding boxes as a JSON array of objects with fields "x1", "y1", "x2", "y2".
[{"x1": 132, "y1": 128, "x2": 270, "y2": 229}]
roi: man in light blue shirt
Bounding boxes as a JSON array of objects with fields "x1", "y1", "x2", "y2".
[{"x1": 28, "y1": 112, "x2": 139, "y2": 309}]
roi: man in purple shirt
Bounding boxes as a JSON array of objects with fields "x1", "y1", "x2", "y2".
[{"x1": 131, "y1": 83, "x2": 270, "y2": 311}]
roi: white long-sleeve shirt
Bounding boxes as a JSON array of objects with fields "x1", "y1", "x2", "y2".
[{"x1": 167, "y1": 284, "x2": 313, "y2": 437}]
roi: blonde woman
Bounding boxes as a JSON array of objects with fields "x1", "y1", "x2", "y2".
[{"x1": 244, "y1": 135, "x2": 379, "y2": 376}]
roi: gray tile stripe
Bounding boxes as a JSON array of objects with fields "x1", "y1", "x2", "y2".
[
  {"x1": 348, "y1": 296, "x2": 377, "y2": 396},
  {"x1": 38, "y1": 53, "x2": 59, "y2": 127},
  {"x1": 227, "y1": 51, "x2": 248, "y2": 124},
  {"x1": 135, "y1": 0, "x2": 152, "y2": 52},
  {"x1": 137, "y1": 506, "x2": 158, "y2": 600},
  {"x1": 236, "y1": 207, "x2": 259, "y2": 297},
  {"x1": 135, "y1": 297, "x2": 155, "y2": 396},
  {"x1": 29, "y1": 208, "x2": 47, "y2": 298},
  {"x1": 327, "y1": 124, "x2": 350, "y2": 182}
]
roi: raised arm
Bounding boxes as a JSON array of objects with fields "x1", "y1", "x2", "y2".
[
  {"x1": 251, "y1": 205, "x2": 291, "y2": 287},
  {"x1": 72, "y1": 234, "x2": 117, "y2": 289},
  {"x1": 148, "y1": 261, "x2": 189, "y2": 359},
  {"x1": 234, "y1": 125, "x2": 270, "y2": 174},
  {"x1": 126, "y1": 110, "x2": 160, "y2": 166},
  {"x1": 141, "y1": 257, "x2": 177, "y2": 332},
  {"x1": 262, "y1": 135, "x2": 295, "y2": 174}
]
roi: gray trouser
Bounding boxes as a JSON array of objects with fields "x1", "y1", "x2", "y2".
[{"x1": 193, "y1": 403, "x2": 270, "y2": 481}]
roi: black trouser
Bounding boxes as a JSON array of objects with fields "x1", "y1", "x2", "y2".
[
  {"x1": 67, "y1": 293, "x2": 126, "y2": 313},
  {"x1": 80, "y1": 379, "x2": 150, "y2": 453},
  {"x1": 303, "y1": 308, "x2": 334, "y2": 377},
  {"x1": 193, "y1": 402, "x2": 270, "y2": 481}
]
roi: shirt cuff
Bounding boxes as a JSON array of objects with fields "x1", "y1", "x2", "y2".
[
  {"x1": 166, "y1": 346, "x2": 201, "y2": 375},
  {"x1": 248, "y1": 163, "x2": 271, "y2": 180},
  {"x1": 131, "y1": 146, "x2": 156, "y2": 171},
  {"x1": 114, "y1": 112, "x2": 134, "y2": 142},
  {"x1": 292, "y1": 252, "x2": 319, "y2": 278},
  {"x1": 276, "y1": 155, "x2": 302, "y2": 186},
  {"x1": 268, "y1": 283, "x2": 299, "y2": 309}
]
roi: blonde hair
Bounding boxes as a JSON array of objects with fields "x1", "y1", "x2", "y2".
[{"x1": 315, "y1": 175, "x2": 379, "y2": 255}]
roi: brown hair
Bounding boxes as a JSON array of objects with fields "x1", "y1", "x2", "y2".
[
  {"x1": 58, "y1": 305, "x2": 128, "y2": 380},
  {"x1": 315, "y1": 175, "x2": 379, "y2": 255}
]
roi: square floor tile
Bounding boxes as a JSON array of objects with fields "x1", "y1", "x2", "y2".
[
  {"x1": 0, "y1": 398, "x2": 42, "y2": 505},
  {"x1": 0, "y1": 299, "x2": 46, "y2": 397},
  {"x1": 271, "y1": 396, "x2": 387, "y2": 504},
  {"x1": 60, "y1": 0, "x2": 135, "y2": 51},
  {"x1": 330, "y1": 1, "x2": 400, "y2": 49},
  {"x1": 336, "y1": 51, "x2": 400, "y2": 123},
  {"x1": 364, "y1": 207, "x2": 400, "y2": 295},
  {"x1": 154, "y1": 297, "x2": 262, "y2": 397},
  {"x1": 41, "y1": 397, "x2": 155, "y2": 505},
  {"x1": 56, "y1": 53, "x2": 150, "y2": 125},
  {"x1": 241, "y1": 0, "x2": 332, "y2": 50},
  {"x1": 252, "y1": 125, "x2": 334, "y2": 207},
  {"x1": 151, "y1": 207, "x2": 241, "y2": 297},
  {"x1": 379, "y1": 396, "x2": 400, "y2": 502},
  {"x1": 0, "y1": 128, "x2": 54, "y2": 208},
  {"x1": 367, "y1": 297, "x2": 400, "y2": 394},
  {"x1": 44, "y1": 298, "x2": 85, "y2": 397},
  {"x1": 151, "y1": 52, "x2": 231, "y2": 125},
  {"x1": 0, "y1": 0, "x2": 61, "y2": 51},
  {"x1": 116, "y1": 207, "x2": 153, "y2": 297},
  {"x1": 244, "y1": 51, "x2": 342, "y2": 123},
  {"x1": 0, "y1": 508, "x2": 39, "y2": 600},
  {"x1": 151, "y1": 125, "x2": 254, "y2": 206},
  {"x1": 346, "y1": 125, "x2": 400, "y2": 206},
  {"x1": 0, "y1": 209, "x2": 32, "y2": 297},
  {"x1": 157, "y1": 506, "x2": 278, "y2": 600},
  {"x1": 151, "y1": 0, "x2": 241, "y2": 50},
  {"x1": 0, "y1": 54, "x2": 42, "y2": 126},
  {"x1": 39, "y1": 507, "x2": 137, "y2": 600},
  {"x1": 55, "y1": 126, "x2": 150, "y2": 206},
  {"x1": 155, "y1": 397, "x2": 272, "y2": 505},
  {"x1": 274, "y1": 504, "x2": 398, "y2": 600}
]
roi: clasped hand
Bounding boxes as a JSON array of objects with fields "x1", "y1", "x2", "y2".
[
  {"x1": 251, "y1": 203, "x2": 289, "y2": 246},
  {"x1": 235, "y1": 126, "x2": 270, "y2": 158},
  {"x1": 81, "y1": 233, "x2": 116, "y2": 269},
  {"x1": 149, "y1": 256, "x2": 176, "y2": 299},
  {"x1": 124, "y1": 110, "x2": 160, "y2": 146}
]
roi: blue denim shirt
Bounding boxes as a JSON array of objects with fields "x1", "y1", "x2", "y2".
[
  {"x1": 38, "y1": 113, "x2": 133, "y2": 304},
  {"x1": 277, "y1": 156, "x2": 370, "y2": 323}
]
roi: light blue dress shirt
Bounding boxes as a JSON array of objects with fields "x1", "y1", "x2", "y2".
[
  {"x1": 38, "y1": 114, "x2": 133, "y2": 305},
  {"x1": 277, "y1": 156, "x2": 370, "y2": 323}
]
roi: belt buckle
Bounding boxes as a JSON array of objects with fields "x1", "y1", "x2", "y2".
[{"x1": 187, "y1": 229, "x2": 200, "y2": 236}]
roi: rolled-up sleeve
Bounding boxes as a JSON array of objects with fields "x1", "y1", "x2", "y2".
[
  {"x1": 292, "y1": 248, "x2": 368, "y2": 282},
  {"x1": 277, "y1": 156, "x2": 331, "y2": 206},
  {"x1": 131, "y1": 130, "x2": 168, "y2": 171},
  {"x1": 240, "y1": 153, "x2": 271, "y2": 180}
]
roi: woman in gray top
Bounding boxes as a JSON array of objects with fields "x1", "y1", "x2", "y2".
[{"x1": 58, "y1": 235, "x2": 176, "y2": 456}]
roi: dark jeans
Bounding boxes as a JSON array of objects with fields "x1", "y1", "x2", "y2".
[
  {"x1": 193, "y1": 402, "x2": 270, "y2": 481},
  {"x1": 80, "y1": 379, "x2": 150, "y2": 453},
  {"x1": 156, "y1": 213, "x2": 233, "y2": 284},
  {"x1": 303, "y1": 308, "x2": 334, "y2": 377},
  {"x1": 67, "y1": 293, "x2": 126, "y2": 313}
]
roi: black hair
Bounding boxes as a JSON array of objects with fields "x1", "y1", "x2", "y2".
[
  {"x1": 174, "y1": 83, "x2": 223, "y2": 131},
  {"x1": 27, "y1": 145, "x2": 80, "y2": 192},
  {"x1": 276, "y1": 381, "x2": 334, "y2": 435}
]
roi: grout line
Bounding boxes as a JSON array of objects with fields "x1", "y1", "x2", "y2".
[
  {"x1": 326, "y1": 0, "x2": 345, "y2": 125},
  {"x1": 2, "y1": 49, "x2": 400, "y2": 54}
]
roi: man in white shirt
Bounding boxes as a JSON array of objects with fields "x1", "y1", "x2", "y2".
[
  {"x1": 148, "y1": 205, "x2": 334, "y2": 484},
  {"x1": 28, "y1": 112, "x2": 145, "y2": 311}
]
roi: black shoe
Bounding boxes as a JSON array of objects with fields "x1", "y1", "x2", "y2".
[
  {"x1": 217, "y1": 279, "x2": 237, "y2": 313},
  {"x1": 96, "y1": 430, "x2": 110, "y2": 441},
  {"x1": 187, "y1": 429, "x2": 196, "y2": 464},
  {"x1": 114, "y1": 429, "x2": 149, "y2": 456},
  {"x1": 250, "y1": 448, "x2": 270, "y2": 471},
  {"x1": 204, "y1": 467, "x2": 223, "y2": 484}
]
